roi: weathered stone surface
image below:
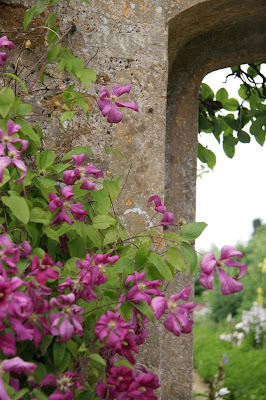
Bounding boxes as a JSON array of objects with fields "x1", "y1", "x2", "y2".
[{"x1": 2, "y1": 0, "x2": 266, "y2": 398}]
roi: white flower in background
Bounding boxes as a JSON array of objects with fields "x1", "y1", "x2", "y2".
[
  {"x1": 235, "y1": 302, "x2": 266, "y2": 344},
  {"x1": 215, "y1": 387, "x2": 230, "y2": 399}
]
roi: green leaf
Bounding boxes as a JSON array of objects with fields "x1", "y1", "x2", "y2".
[
  {"x1": 16, "y1": 103, "x2": 33, "y2": 116},
  {"x1": 23, "y1": 7, "x2": 36, "y2": 31},
  {"x1": 66, "y1": 339, "x2": 78, "y2": 358},
  {"x1": 237, "y1": 130, "x2": 250, "y2": 143},
  {"x1": 32, "y1": 389, "x2": 48, "y2": 400},
  {"x1": 223, "y1": 98, "x2": 239, "y2": 111},
  {"x1": 47, "y1": 43, "x2": 61, "y2": 63},
  {"x1": 53, "y1": 342, "x2": 66, "y2": 370},
  {"x1": 197, "y1": 143, "x2": 216, "y2": 169},
  {"x1": 86, "y1": 225, "x2": 102, "y2": 249},
  {"x1": 180, "y1": 222, "x2": 207, "y2": 241},
  {"x1": 200, "y1": 83, "x2": 214, "y2": 100},
  {"x1": 114, "y1": 257, "x2": 134, "y2": 274},
  {"x1": 2, "y1": 195, "x2": 30, "y2": 224},
  {"x1": 40, "y1": 150, "x2": 56, "y2": 169},
  {"x1": 103, "y1": 224, "x2": 118, "y2": 245},
  {"x1": 3, "y1": 73, "x2": 28, "y2": 95},
  {"x1": 89, "y1": 353, "x2": 106, "y2": 366},
  {"x1": 148, "y1": 251, "x2": 174, "y2": 281},
  {"x1": 68, "y1": 236, "x2": 85, "y2": 258},
  {"x1": 223, "y1": 134, "x2": 238, "y2": 158},
  {"x1": 135, "y1": 238, "x2": 152, "y2": 265},
  {"x1": 104, "y1": 180, "x2": 120, "y2": 202},
  {"x1": 30, "y1": 207, "x2": 51, "y2": 225},
  {"x1": 77, "y1": 390, "x2": 96, "y2": 400},
  {"x1": 43, "y1": 225, "x2": 59, "y2": 242},
  {"x1": 0, "y1": 169, "x2": 11, "y2": 187},
  {"x1": 13, "y1": 389, "x2": 29, "y2": 400},
  {"x1": 80, "y1": 68, "x2": 96, "y2": 89},
  {"x1": 92, "y1": 188, "x2": 111, "y2": 215},
  {"x1": 62, "y1": 146, "x2": 92, "y2": 160},
  {"x1": 0, "y1": 87, "x2": 15, "y2": 117},
  {"x1": 60, "y1": 111, "x2": 75, "y2": 125},
  {"x1": 165, "y1": 247, "x2": 187, "y2": 273},
  {"x1": 58, "y1": 350, "x2": 71, "y2": 374},
  {"x1": 16, "y1": 119, "x2": 41, "y2": 146},
  {"x1": 92, "y1": 215, "x2": 116, "y2": 229},
  {"x1": 105, "y1": 148, "x2": 128, "y2": 159},
  {"x1": 131, "y1": 301, "x2": 155, "y2": 322},
  {"x1": 180, "y1": 244, "x2": 197, "y2": 275},
  {"x1": 216, "y1": 88, "x2": 228, "y2": 103},
  {"x1": 250, "y1": 117, "x2": 266, "y2": 146}
]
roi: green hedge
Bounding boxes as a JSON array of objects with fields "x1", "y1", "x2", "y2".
[{"x1": 194, "y1": 320, "x2": 266, "y2": 400}]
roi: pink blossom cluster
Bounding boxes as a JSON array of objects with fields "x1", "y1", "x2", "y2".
[
  {"x1": 0, "y1": 120, "x2": 29, "y2": 183},
  {"x1": 0, "y1": 35, "x2": 15, "y2": 66},
  {"x1": 148, "y1": 195, "x2": 174, "y2": 225}
]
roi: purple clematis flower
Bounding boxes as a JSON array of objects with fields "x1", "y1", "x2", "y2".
[
  {"x1": 41, "y1": 371, "x2": 84, "y2": 400},
  {"x1": 0, "y1": 234, "x2": 20, "y2": 276},
  {"x1": 49, "y1": 186, "x2": 87, "y2": 225},
  {"x1": 0, "y1": 36, "x2": 16, "y2": 50},
  {"x1": 0, "y1": 357, "x2": 36, "y2": 400},
  {"x1": 125, "y1": 271, "x2": 162, "y2": 305},
  {"x1": 49, "y1": 293, "x2": 83, "y2": 342},
  {"x1": 29, "y1": 253, "x2": 59, "y2": 284},
  {"x1": 98, "y1": 85, "x2": 138, "y2": 123},
  {"x1": 94, "y1": 311, "x2": 129, "y2": 348},
  {"x1": 200, "y1": 245, "x2": 247, "y2": 295},
  {"x1": 63, "y1": 154, "x2": 103, "y2": 189},
  {"x1": 160, "y1": 211, "x2": 174, "y2": 226},
  {"x1": 148, "y1": 196, "x2": 166, "y2": 213},
  {"x1": 0, "y1": 120, "x2": 29, "y2": 183},
  {"x1": 151, "y1": 285, "x2": 196, "y2": 336},
  {"x1": 0, "y1": 52, "x2": 8, "y2": 67}
]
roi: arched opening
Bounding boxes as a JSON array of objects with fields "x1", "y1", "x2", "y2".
[{"x1": 161, "y1": 1, "x2": 266, "y2": 398}]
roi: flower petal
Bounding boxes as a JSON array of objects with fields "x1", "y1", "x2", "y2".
[
  {"x1": 115, "y1": 100, "x2": 138, "y2": 112},
  {"x1": 151, "y1": 296, "x2": 167, "y2": 319},
  {"x1": 217, "y1": 268, "x2": 243, "y2": 295},
  {"x1": 220, "y1": 245, "x2": 243, "y2": 260},
  {"x1": 112, "y1": 84, "x2": 132, "y2": 97},
  {"x1": 107, "y1": 104, "x2": 123, "y2": 123}
]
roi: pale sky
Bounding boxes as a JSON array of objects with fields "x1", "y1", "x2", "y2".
[{"x1": 196, "y1": 66, "x2": 266, "y2": 251}]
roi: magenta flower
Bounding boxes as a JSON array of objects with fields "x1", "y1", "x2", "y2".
[
  {"x1": 41, "y1": 371, "x2": 84, "y2": 400},
  {"x1": 125, "y1": 271, "x2": 162, "y2": 305},
  {"x1": 0, "y1": 120, "x2": 27, "y2": 155},
  {"x1": 160, "y1": 211, "x2": 174, "y2": 226},
  {"x1": 148, "y1": 196, "x2": 166, "y2": 213},
  {"x1": 125, "y1": 370, "x2": 160, "y2": 400},
  {"x1": 0, "y1": 234, "x2": 20, "y2": 276},
  {"x1": 0, "y1": 276, "x2": 24, "y2": 321},
  {"x1": 0, "y1": 332, "x2": 16, "y2": 356},
  {"x1": 114, "y1": 332, "x2": 139, "y2": 364},
  {"x1": 200, "y1": 245, "x2": 247, "y2": 295},
  {"x1": 96, "y1": 366, "x2": 134, "y2": 399},
  {"x1": 94, "y1": 311, "x2": 129, "y2": 348},
  {"x1": 49, "y1": 186, "x2": 87, "y2": 225},
  {"x1": 57, "y1": 272, "x2": 97, "y2": 302},
  {"x1": 0, "y1": 120, "x2": 29, "y2": 183},
  {"x1": 148, "y1": 195, "x2": 174, "y2": 226},
  {"x1": 0, "y1": 357, "x2": 36, "y2": 400},
  {"x1": 151, "y1": 286, "x2": 196, "y2": 336},
  {"x1": 0, "y1": 52, "x2": 8, "y2": 66},
  {"x1": 0, "y1": 152, "x2": 28, "y2": 183},
  {"x1": 98, "y1": 85, "x2": 138, "y2": 123},
  {"x1": 63, "y1": 154, "x2": 103, "y2": 189},
  {"x1": 29, "y1": 253, "x2": 59, "y2": 284},
  {"x1": 49, "y1": 293, "x2": 83, "y2": 341},
  {"x1": 0, "y1": 36, "x2": 16, "y2": 50}
]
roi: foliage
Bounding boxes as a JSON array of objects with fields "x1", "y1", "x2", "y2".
[
  {"x1": 199, "y1": 63, "x2": 266, "y2": 168},
  {"x1": 194, "y1": 320, "x2": 266, "y2": 400}
]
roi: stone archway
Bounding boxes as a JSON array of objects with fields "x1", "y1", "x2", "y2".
[{"x1": 161, "y1": 1, "x2": 266, "y2": 398}]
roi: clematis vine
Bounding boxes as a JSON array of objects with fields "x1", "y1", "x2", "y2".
[
  {"x1": 49, "y1": 186, "x2": 88, "y2": 225},
  {"x1": 49, "y1": 293, "x2": 83, "y2": 342},
  {"x1": 94, "y1": 311, "x2": 129, "y2": 348},
  {"x1": 41, "y1": 371, "x2": 84, "y2": 400},
  {"x1": 148, "y1": 195, "x2": 174, "y2": 226},
  {"x1": 97, "y1": 84, "x2": 138, "y2": 123},
  {"x1": 29, "y1": 253, "x2": 59, "y2": 284},
  {"x1": 200, "y1": 245, "x2": 247, "y2": 295},
  {"x1": 151, "y1": 285, "x2": 196, "y2": 336},
  {"x1": 63, "y1": 153, "x2": 103, "y2": 189},
  {"x1": 125, "y1": 271, "x2": 162, "y2": 305},
  {"x1": 0, "y1": 35, "x2": 15, "y2": 67}
]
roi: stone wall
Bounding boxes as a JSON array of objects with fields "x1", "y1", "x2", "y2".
[{"x1": 1, "y1": 0, "x2": 266, "y2": 398}]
